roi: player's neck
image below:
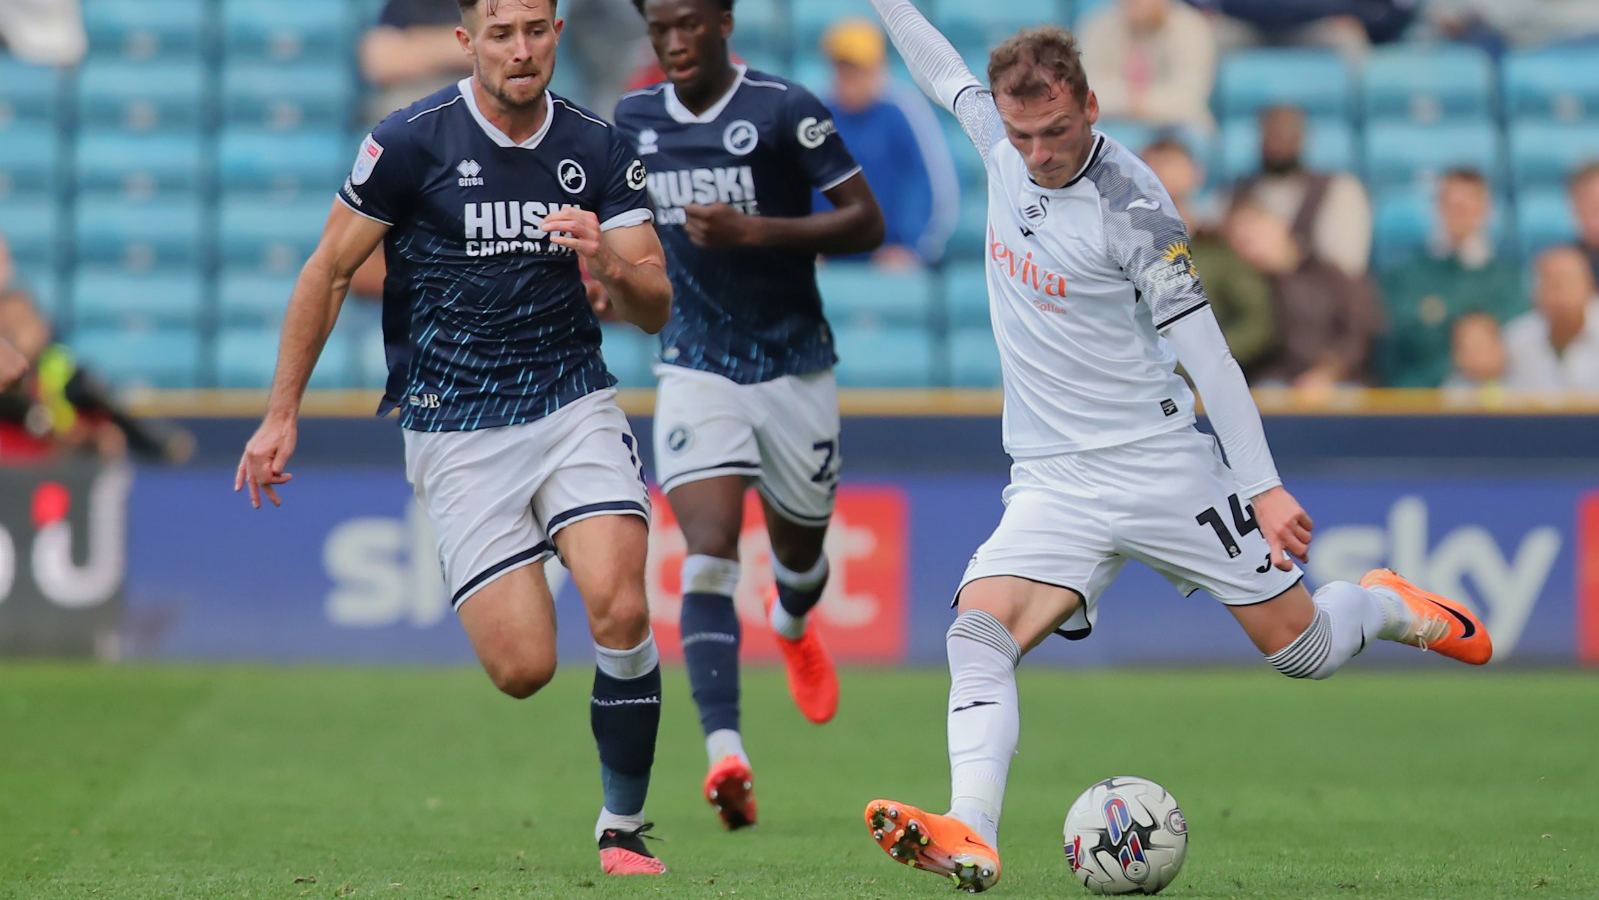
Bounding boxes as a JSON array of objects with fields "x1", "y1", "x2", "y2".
[
  {"x1": 471, "y1": 77, "x2": 549, "y2": 145},
  {"x1": 676, "y1": 62, "x2": 740, "y2": 116}
]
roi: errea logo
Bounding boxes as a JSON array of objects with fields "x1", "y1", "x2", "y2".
[{"x1": 457, "y1": 159, "x2": 484, "y2": 187}]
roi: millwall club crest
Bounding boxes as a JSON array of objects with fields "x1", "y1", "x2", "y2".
[
  {"x1": 723, "y1": 119, "x2": 758, "y2": 156},
  {"x1": 558, "y1": 158, "x2": 587, "y2": 194}
]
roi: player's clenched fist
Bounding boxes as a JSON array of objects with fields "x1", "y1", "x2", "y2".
[
  {"x1": 683, "y1": 202, "x2": 754, "y2": 249},
  {"x1": 235, "y1": 417, "x2": 297, "y2": 509},
  {"x1": 543, "y1": 207, "x2": 607, "y2": 262}
]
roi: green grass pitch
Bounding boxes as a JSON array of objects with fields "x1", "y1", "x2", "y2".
[{"x1": 2, "y1": 664, "x2": 1595, "y2": 899}]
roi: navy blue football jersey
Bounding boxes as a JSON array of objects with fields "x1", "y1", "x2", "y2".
[
  {"x1": 339, "y1": 79, "x2": 652, "y2": 432},
  {"x1": 613, "y1": 67, "x2": 861, "y2": 384}
]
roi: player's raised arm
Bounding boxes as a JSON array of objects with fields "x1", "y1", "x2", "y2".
[
  {"x1": 235, "y1": 201, "x2": 386, "y2": 509},
  {"x1": 867, "y1": 0, "x2": 980, "y2": 114}
]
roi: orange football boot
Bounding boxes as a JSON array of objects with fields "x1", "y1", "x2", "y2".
[
  {"x1": 865, "y1": 799, "x2": 1001, "y2": 893},
  {"x1": 704, "y1": 754, "x2": 757, "y2": 830},
  {"x1": 766, "y1": 592, "x2": 839, "y2": 724},
  {"x1": 1361, "y1": 568, "x2": 1493, "y2": 665}
]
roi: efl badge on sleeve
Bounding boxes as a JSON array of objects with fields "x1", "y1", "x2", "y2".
[{"x1": 351, "y1": 134, "x2": 384, "y2": 186}]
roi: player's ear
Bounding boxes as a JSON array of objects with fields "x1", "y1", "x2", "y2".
[
  {"x1": 553, "y1": 16, "x2": 565, "y2": 41},
  {"x1": 456, "y1": 24, "x2": 474, "y2": 60},
  {"x1": 720, "y1": 9, "x2": 733, "y2": 40},
  {"x1": 1083, "y1": 89, "x2": 1100, "y2": 126}
]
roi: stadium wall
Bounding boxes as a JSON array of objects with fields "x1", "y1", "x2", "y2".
[{"x1": 14, "y1": 410, "x2": 1581, "y2": 668}]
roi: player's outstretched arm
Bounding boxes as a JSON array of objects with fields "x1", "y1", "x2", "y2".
[
  {"x1": 867, "y1": 0, "x2": 981, "y2": 114},
  {"x1": 545, "y1": 208, "x2": 671, "y2": 334},
  {"x1": 236, "y1": 202, "x2": 386, "y2": 509}
]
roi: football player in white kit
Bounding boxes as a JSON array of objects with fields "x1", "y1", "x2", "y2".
[{"x1": 859, "y1": 1, "x2": 1495, "y2": 892}]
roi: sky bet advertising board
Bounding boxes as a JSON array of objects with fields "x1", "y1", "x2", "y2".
[{"x1": 102, "y1": 467, "x2": 1599, "y2": 668}]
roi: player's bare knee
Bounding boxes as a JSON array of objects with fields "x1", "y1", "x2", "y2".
[
  {"x1": 487, "y1": 657, "x2": 557, "y2": 699},
  {"x1": 590, "y1": 593, "x2": 652, "y2": 648}
]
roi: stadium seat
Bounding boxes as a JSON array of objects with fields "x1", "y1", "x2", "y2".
[
  {"x1": 832, "y1": 326, "x2": 937, "y2": 387},
  {"x1": 75, "y1": 196, "x2": 205, "y2": 269},
  {"x1": 1219, "y1": 115, "x2": 1356, "y2": 181},
  {"x1": 728, "y1": 0, "x2": 785, "y2": 57},
  {"x1": 818, "y1": 265, "x2": 934, "y2": 329},
  {"x1": 792, "y1": 55, "x2": 832, "y2": 97},
  {"x1": 222, "y1": 0, "x2": 352, "y2": 62},
  {"x1": 217, "y1": 271, "x2": 294, "y2": 326},
  {"x1": 1502, "y1": 48, "x2": 1599, "y2": 122},
  {"x1": 1216, "y1": 50, "x2": 1351, "y2": 120},
  {"x1": 221, "y1": 62, "x2": 356, "y2": 130},
  {"x1": 219, "y1": 197, "x2": 333, "y2": 274},
  {"x1": 71, "y1": 269, "x2": 206, "y2": 329},
  {"x1": 0, "y1": 57, "x2": 64, "y2": 127},
  {"x1": 948, "y1": 326, "x2": 1003, "y2": 388},
  {"x1": 937, "y1": 0, "x2": 1069, "y2": 57},
  {"x1": 792, "y1": 0, "x2": 870, "y2": 51},
  {"x1": 942, "y1": 117, "x2": 986, "y2": 190},
  {"x1": 944, "y1": 261, "x2": 991, "y2": 328},
  {"x1": 217, "y1": 326, "x2": 351, "y2": 389},
  {"x1": 1362, "y1": 120, "x2": 1502, "y2": 192},
  {"x1": 219, "y1": 128, "x2": 348, "y2": 196},
  {"x1": 71, "y1": 326, "x2": 202, "y2": 389},
  {"x1": 949, "y1": 200, "x2": 989, "y2": 262},
  {"x1": 0, "y1": 126, "x2": 61, "y2": 200},
  {"x1": 1508, "y1": 121, "x2": 1599, "y2": 191},
  {"x1": 599, "y1": 325, "x2": 658, "y2": 389},
  {"x1": 74, "y1": 131, "x2": 207, "y2": 198},
  {"x1": 1370, "y1": 187, "x2": 1510, "y2": 272},
  {"x1": 82, "y1": 0, "x2": 206, "y2": 61},
  {"x1": 77, "y1": 60, "x2": 207, "y2": 132},
  {"x1": 1515, "y1": 189, "x2": 1578, "y2": 259},
  {"x1": 0, "y1": 197, "x2": 62, "y2": 274},
  {"x1": 1360, "y1": 45, "x2": 1495, "y2": 124}
]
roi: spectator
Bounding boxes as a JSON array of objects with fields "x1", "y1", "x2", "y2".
[
  {"x1": 1569, "y1": 162, "x2": 1599, "y2": 289},
  {"x1": 1141, "y1": 137, "x2": 1275, "y2": 373},
  {"x1": 1502, "y1": 246, "x2": 1599, "y2": 392},
  {"x1": 1377, "y1": 169, "x2": 1523, "y2": 387},
  {"x1": 0, "y1": 0, "x2": 85, "y2": 65},
  {"x1": 1188, "y1": 0, "x2": 1418, "y2": 60},
  {"x1": 1225, "y1": 198, "x2": 1383, "y2": 389},
  {"x1": 1231, "y1": 105, "x2": 1372, "y2": 279},
  {"x1": 0, "y1": 290, "x2": 193, "y2": 463},
  {"x1": 1079, "y1": 0, "x2": 1217, "y2": 133},
  {"x1": 1422, "y1": 0, "x2": 1599, "y2": 50},
  {"x1": 359, "y1": 0, "x2": 473, "y2": 124},
  {"x1": 814, "y1": 18, "x2": 958, "y2": 268},
  {"x1": 1443, "y1": 311, "x2": 1507, "y2": 392}
]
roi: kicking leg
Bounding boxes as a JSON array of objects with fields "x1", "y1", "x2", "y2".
[
  {"x1": 556, "y1": 513, "x2": 666, "y2": 875},
  {"x1": 763, "y1": 502, "x2": 838, "y2": 724}
]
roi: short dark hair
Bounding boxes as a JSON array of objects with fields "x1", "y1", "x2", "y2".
[
  {"x1": 1141, "y1": 135, "x2": 1192, "y2": 162},
  {"x1": 987, "y1": 26, "x2": 1088, "y2": 107},
  {"x1": 1441, "y1": 167, "x2": 1487, "y2": 187},
  {"x1": 459, "y1": 0, "x2": 559, "y2": 16},
  {"x1": 630, "y1": 0, "x2": 734, "y2": 13}
]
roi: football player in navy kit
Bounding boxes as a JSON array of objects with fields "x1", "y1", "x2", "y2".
[
  {"x1": 237, "y1": 0, "x2": 676, "y2": 876},
  {"x1": 615, "y1": 0, "x2": 885, "y2": 831}
]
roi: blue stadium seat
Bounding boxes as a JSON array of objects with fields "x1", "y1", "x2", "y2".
[
  {"x1": 1219, "y1": 116, "x2": 1355, "y2": 181},
  {"x1": 0, "y1": 197, "x2": 62, "y2": 274},
  {"x1": 1502, "y1": 48, "x2": 1599, "y2": 122},
  {"x1": 792, "y1": 0, "x2": 870, "y2": 51},
  {"x1": 818, "y1": 265, "x2": 934, "y2": 329},
  {"x1": 217, "y1": 326, "x2": 351, "y2": 389},
  {"x1": 729, "y1": 0, "x2": 786, "y2": 57},
  {"x1": 0, "y1": 126, "x2": 61, "y2": 200},
  {"x1": 833, "y1": 326, "x2": 937, "y2": 387},
  {"x1": 938, "y1": 0, "x2": 1069, "y2": 56},
  {"x1": 1508, "y1": 121, "x2": 1599, "y2": 191},
  {"x1": 219, "y1": 128, "x2": 347, "y2": 196},
  {"x1": 218, "y1": 271, "x2": 294, "y2": 326},
  {"x1": 944, "y1": 261, "x2": 991, "y2": 328},
  {"x1": 1098, "y1": 120, "x2": 1212, "y2": 172},
  {"x1": 941, "y1": 117, "x2": 986, "y2": 190},
  {"x1": 792, "y1": 55, "x2": 831, "y2": 97},
  {"x1": 1515, "y1": 189, "x2": 1578, "y2": 259},
  {"x1": 71, "y1": 269, "x2": 206, "y2": 329},
  {"x1": 221, "y1": 62, "x2": 356, "y2": 130},
  {"x1": 948, "y1": 326, "x2": 1003, "y2": 388},
  {"x1": 1362, "y1": 120, "x2": 1502, "y2": 192},
  {"x1": 82, "y1": 0, "x2": 206, "y2": 61},
  {"x1": 75, "y1": 196, "x2": 205, "y2": 269},
  {"x1": 1216, "y1": 50, "x2": 1351, "y2": 120},
  {"x1": 78, "y1": 60, "x2": 207, "y2": 132},
  {"x1": 74, "y1": 131, "x2": 207, "y2": 197},
  {"x1": 599, "y1": 325, "x2": 658, "y2": 389},
  {"x1": 71, "y1": 326, "x2": 201, "y2": 389},
  {"x1": 219, "y1": 197, "x2": 332, "y2": 274},
  {"x1": 1361, "y1": 45, "x2": 1494, "y2": 124},
  {"x1": 223, "y1": 0, "x2": 352, "y2": 62},
  {"x1": 949, "y1": 200, "x2": 989, "y2": 262},
  {"x1": 1370, "y1": 187, "x2": 1510, "y2": 272},
  {"x1": 0, "y1": 57, "x2": 64, "y2": 126}
]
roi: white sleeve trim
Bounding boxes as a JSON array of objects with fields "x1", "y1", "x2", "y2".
[
  {"x1": 1163, "y1": 308, "x2": 1282, "y2": 498},
  {"x1": 818, "y1": 165, "x2": 864, "y2": 193},
  {"x1": 600, "y1": 208, "x2": 653, "y2": 231},
  {"x1": 336, "y1": 192, "x2": 395, "y2": 227}
]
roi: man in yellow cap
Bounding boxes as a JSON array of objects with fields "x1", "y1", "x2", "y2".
[{"x1": 817, "y1": 17, "x2": 959, "y2": 269}]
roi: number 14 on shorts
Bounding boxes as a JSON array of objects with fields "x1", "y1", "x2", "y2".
[{"x1": 1195, "y1": 493, "x2": 1271, "y2": 573}]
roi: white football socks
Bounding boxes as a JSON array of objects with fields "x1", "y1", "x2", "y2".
[
  {"x1": 706, "y1": 728, "x2": 748, "y2": 768},
  {"x1": 1267, "y1": 581, "x2": 1407, "y2": 679},
  {"x1": 944, "y1": 610, "x2": 1021, "y2": 849}
]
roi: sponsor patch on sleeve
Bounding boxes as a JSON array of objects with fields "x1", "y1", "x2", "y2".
[
  {"x1": 797, "y1": 116, "x2": 837, "y2": 149},
  {"x1": 351, "y1": 133, "x2": 384, "y2": 186}
]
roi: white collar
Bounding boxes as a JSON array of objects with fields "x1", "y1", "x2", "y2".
[
  {"x1": 664, "y1": 64, "x2": 747, "y2": 124},
  {"x1": 458, "y1": 77, "x2": 556, "y2": 149}
]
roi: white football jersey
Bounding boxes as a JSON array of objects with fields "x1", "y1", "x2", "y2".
[{"x1": 956, "y1": 88, "x2": 1210, "y2": 458}]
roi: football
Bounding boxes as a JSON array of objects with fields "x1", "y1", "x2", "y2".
[{"x1": 1062, "y1": 776, "x2": 1188, "y2": 895}]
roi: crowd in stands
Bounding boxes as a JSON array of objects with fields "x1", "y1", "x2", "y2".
[{"x1": 0, "y1": 0, "x2": 1595, "y2": 407}]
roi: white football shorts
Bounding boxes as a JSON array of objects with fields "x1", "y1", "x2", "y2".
[
  {"x1": 652, "y1": 365, "x2": 840, "y2": 527},
  {"x1": 403, "y1": 389, "x2": 649, "y2": 610},
  {"x1": 958, "y1": 426, "x2": 1303, "y2": 639}
]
